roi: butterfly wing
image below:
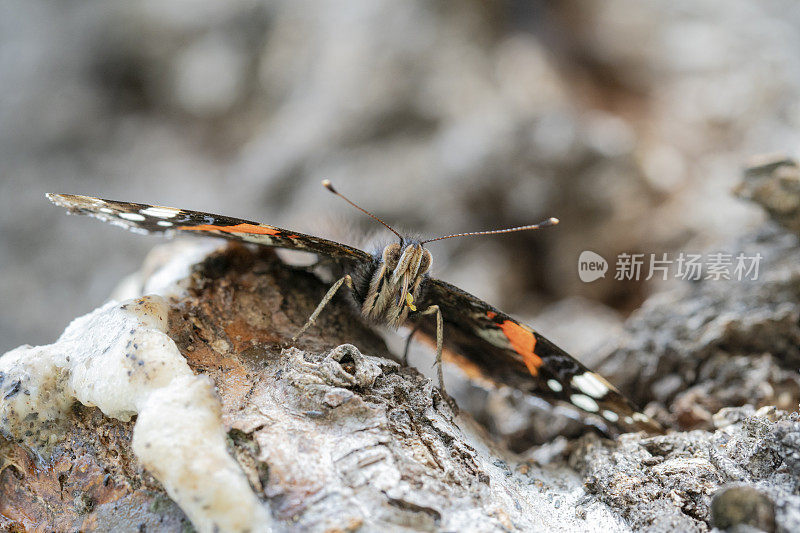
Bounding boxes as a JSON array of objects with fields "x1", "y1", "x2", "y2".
[
  {"x1": 48, "y1": 194, "x2": 658, "y2": 432},
  {"x1": 47, "y1": 194, "x2": 372, "y2": 262},
  {"x1": 414, "y1": 278, "x2": 662, "y2": 434}
]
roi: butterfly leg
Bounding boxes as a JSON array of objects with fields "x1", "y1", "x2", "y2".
[
  {"x1": 418, "y1": 305, "x2": 445, "y2": 395},
  {"x1": 292, "y1": 275, "x2": 354, "y2": 342}
]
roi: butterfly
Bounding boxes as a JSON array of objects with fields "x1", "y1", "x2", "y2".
[{"x1": 47, "y1": 182, "x2": 662, "y2": 434}]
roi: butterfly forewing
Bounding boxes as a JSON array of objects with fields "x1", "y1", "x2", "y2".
[{"x1": 46, "y1": 194, "x2": 371, "y2": 262}]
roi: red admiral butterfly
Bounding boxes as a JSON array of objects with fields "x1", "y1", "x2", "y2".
[{"x1": 47, "y1": 182, "x2": 662, "y2": 434}]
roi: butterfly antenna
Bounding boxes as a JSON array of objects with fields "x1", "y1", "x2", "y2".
[
  {"x1": 421, "y1": 217, "x2": 559, "y2": 244},
  {"x1": 322, "y1": 180, "x2": 403, "y2": 241}
]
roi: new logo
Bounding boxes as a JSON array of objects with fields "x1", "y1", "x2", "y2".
[{"x1": 578, "y1": 251, "x2": 608, "y2": 282}]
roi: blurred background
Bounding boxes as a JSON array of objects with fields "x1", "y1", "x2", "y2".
[{"x1": 2, "y1": 0, "x2": 799, "y2": 355}]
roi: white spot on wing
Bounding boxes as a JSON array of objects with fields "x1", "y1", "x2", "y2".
[
  {"x1": 243, "y1": 234, "x2": 273, "y2": 245},
  {"x1": 571, "y1": 372, "x2": 610, "y2": 399},
  {"x1": 632, "y1": 413, "x2": 650, "y2": 424},
  {"x1": 546, "y1": 379, "x2": 563, "y2": 392},
  {"x1": 570, "y1": 394, "x2": 599, "y2": 412},
  {"x1": 119, "y1": 212, "x2": 146, "y2": 222},
  {"x1": 602, "y1": 410, "x2": 619, "y2": 422},
  {"x1": 157, "y1": 221, "x2": 174, "y2": 227},
  {"x1": 141, "y1": 206, "x2": 180, "y2": 219},
  {"x1": 99, "y1": 207, "x2": 114, "y2": 214}
]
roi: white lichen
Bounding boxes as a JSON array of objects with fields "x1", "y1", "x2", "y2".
[{"x1": 0, "y1": 295, "x2": 270, "y2": 533}]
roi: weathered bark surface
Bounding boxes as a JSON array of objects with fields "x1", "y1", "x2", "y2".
[
  {"x1": 5, "y1": 158, "x2": 800, "y2": 533},
  {"x1": 0, "y1": 245, "x2": 626, "y2": 532}
]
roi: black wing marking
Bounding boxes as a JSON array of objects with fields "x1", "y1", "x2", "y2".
[
  {"x1": 47, "y1": 194, "x2": 372, "y2": 263},
  {"x1": 413, "y1": 278, "x2": 663, "y2": 434}
]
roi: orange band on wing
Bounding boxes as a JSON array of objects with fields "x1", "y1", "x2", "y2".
[
  {"x1": 177, "y1": 223, "x2": 281, "y2": 235},
  {"x1": 498, "y1": 320, "x2": 542, "y2": 376}
]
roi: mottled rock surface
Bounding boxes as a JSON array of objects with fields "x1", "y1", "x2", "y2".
[
  {"x1": 0, "y1": 244, "x2": 627, "y2": 532},
  {"x1": 737, "y1": 156, "x2": 800, "y2": 237},
  {"x1": 574, "y1": 406, "x2": 800, "y2": 532},
  {"x1": 3, "y1": 219, "x2": 800, "y2": 531}
]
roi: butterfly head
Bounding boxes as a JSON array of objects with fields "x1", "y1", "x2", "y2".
[
  {"x1": 355, "y1": 241, "x2": 430, "y2": 327},
  {"x1": 383, "y1": 242, "x2": 432, "y2": 285}
]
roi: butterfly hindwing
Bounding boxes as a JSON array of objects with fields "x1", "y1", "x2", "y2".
[
  {"x1": 46, "y1": 194, "x2": 372, "y2": 262},
  {"x1": 413, "y1": 278, "x2": 662, "y2": 434}
]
